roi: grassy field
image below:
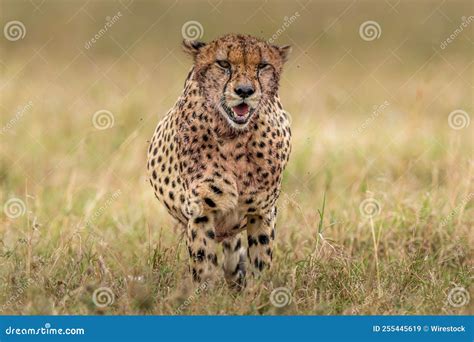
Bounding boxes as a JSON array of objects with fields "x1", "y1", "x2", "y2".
[{"x1": 1, "y1": 0, "x2": 472, "y2": 315}]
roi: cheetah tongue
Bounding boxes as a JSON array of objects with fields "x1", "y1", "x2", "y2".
[{"x1": 232, "y1": 103, "x2": 249, "y2": 117}]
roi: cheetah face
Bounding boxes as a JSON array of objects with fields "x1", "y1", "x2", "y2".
[{"x1": 183, "y1": 34, "x2": 291, "y2": 130}]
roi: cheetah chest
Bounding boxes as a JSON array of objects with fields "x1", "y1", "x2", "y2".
[{"x1": 219, "y1": 136, "x2": 283, "y2": 209}]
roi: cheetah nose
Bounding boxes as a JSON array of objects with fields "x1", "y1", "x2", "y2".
[{"x1": 234, "y1": 85, "x2": 255, "y2": 98}]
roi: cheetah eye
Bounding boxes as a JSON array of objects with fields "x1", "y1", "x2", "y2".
[
  {"x1": 216, "y1": 60, "x2": 231, "y2": 69},
  {"x1": 258, "y1": 63, "x2": 270, "y2": 70}
]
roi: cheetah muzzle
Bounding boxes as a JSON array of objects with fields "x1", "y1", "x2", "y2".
[{"x1": 146, "y1": 34, "x2": 292, "y2": 289}]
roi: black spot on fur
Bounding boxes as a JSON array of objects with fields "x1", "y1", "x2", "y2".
[
  {"x1": 208, "y1": 253, "x2": 218, "y2": 266},
  {"x1": 196, "y1": 249, "x2": 206, "y2": 262},
  {"x1": 248, "y1": 236, "x2": 257, "y2": 247},
  {"x1": 210, "y1": 185, "x2": 223, "y2": 195},
  {"x1": 234, "y1": 239, "x2": 241, "y2": 251},
  {"x1": 194, "y1": 216, "x2": 209, "y2": 224},
  {"x1": 258, "y1": 234, "x2": 270, "y2": 245},
  {"x1": 204, "y1": 197, "x2": 216, "y2": 208}
]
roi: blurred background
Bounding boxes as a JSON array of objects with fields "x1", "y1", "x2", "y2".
[
  {"x1": 1, "y1": 0, "x2": 472, "y2": 189},
  {"x1": 0, "y1": 0, "x2": 472, "y2": 315}
]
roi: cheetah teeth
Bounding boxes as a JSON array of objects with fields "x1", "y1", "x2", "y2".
[{"x1": 232, "y1": 103, "x2": 250, "y2": 117}]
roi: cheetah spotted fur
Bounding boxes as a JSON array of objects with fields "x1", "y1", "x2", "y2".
[{"x1": 147, "y1": 34, "x2": 292, "y2": 288}]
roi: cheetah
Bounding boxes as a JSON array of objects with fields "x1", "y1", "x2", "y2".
[{"x1": 146, "y1": 34, "x2": 292, "y2": 288}]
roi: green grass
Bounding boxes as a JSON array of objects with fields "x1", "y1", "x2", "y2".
[{"x1": 1, "y1": 113, "x2": 471, "y2": 314}]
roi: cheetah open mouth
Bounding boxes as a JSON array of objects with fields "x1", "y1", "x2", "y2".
[
  {"x1": 230, "y1": 103, "x2": 251, "y2": 124},
  {"x1": 232, "y1": 103, "x2": 249, "y2": 117}
]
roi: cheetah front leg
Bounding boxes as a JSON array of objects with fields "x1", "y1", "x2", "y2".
[
  {"x1": 186, "y1": 214, "x2": 219, "y2": 283},
  {"x1": 247, "y1": 208, "x2": 276, "y2": 277},
  {"x1": 222, "y1": 233, "x2": 246, "y2": 290},
  {"x1": 183, "y1": 172, "x2": 238, "y2": 284}
]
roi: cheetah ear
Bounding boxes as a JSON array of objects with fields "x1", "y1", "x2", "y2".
[
  {"x1": 275, "y1": 45, "x2": 292, "y2": 63},
  {"x1": 182, "y1": 39, "x2": 206, "y2": 59}
]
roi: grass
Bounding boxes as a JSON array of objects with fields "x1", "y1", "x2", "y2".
[
  {"x1": 1, "y1": 104, "x2": 471, "y2": 315},
  {"x1": 0, "y1": 0, "x2": 473, "y2": 315}
]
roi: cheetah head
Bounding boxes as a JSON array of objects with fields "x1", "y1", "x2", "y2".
[{"x1": 183, "y1": 34, "x2": 291, "y2": 130}]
